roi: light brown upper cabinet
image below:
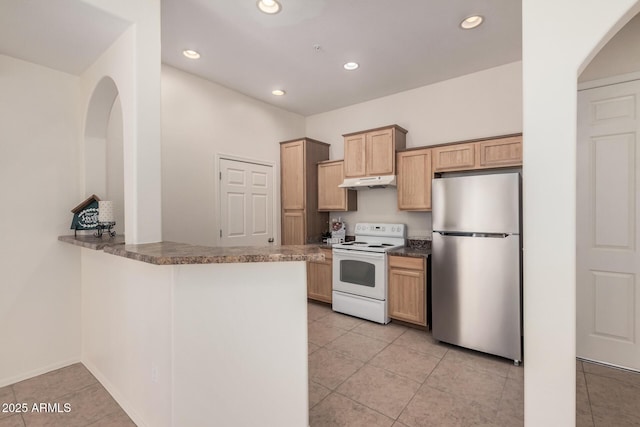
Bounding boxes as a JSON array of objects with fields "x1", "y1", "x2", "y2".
[
  {"x1": 432, "y1": 142, "x2": 476, "y2": 172},
  {"x1": 343, "y1": 125, "x2": 407, "y2": 178},
  {"x1": 397, "y1": 148, "x2": 432, "y2": 211},
  {"x1": 317, "y1": 160, "x2": 357, "y2": 212},
  {"x1": 432, "y1": 134, "x2": 522, "y2": 173},
  {"x1": 281, "y1": 140, "x2": 306, "y2": 210},
  {"x1": 280, "y1": 138, "x2": 330, "y2": 245},
  {"x1": 476, "y1": 135, "x2": 523, "y2": 169}
]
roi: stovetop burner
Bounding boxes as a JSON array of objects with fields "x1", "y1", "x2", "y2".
[{"x1": 332, "y1": 223, "x2": 407, "y2": 253}]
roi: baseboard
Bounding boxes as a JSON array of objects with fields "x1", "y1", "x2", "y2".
[
  {"x1": 81, "y1": 359, "x2": 148, "y2": 427},
  {"x1": 0, "y1": 357, "x2": 80, "y2": 388}
]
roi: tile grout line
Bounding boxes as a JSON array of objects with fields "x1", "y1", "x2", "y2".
[
  {"x1": 391, "y1": 354, "x2": 437, "y2": 425},
  {"x1": 331, "y1": 390, "x2": 397, "y2": 423},
  {"x1": 9, "y1": 385, "x2": 27, "y2": 427},
  {"x1": 494, "y1": 366, "x2": 512, "y2": 423},
  {"x1": 580, "y1": 369, "x2": 597, "y2": 427}
]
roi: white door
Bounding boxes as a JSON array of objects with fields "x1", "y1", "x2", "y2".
[
  {"x1": 219, "y1": 158, "x2": 274, "y2": 247},
  {"x1": 577, "y1": 79, "x2": 640, "y2": 371}
]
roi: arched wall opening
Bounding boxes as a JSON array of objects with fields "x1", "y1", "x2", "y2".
[
  {"x1": 522, "y1": 1, "x2": 640, "y2": 424},
  {"x1": 576, "y1": 12, "x2": 640, "y2": 366},
  {"x1": 574, "y1": 8, "x2": 640, "y2": 424},
  {"x1": 84, "y1": 76, "x2": 125, "y2": 235}
]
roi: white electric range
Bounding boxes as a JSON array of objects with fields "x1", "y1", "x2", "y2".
[{"x1": 332, "y1": 223, "x2": 406, "y2": 324}]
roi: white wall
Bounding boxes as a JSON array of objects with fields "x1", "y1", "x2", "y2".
[
  {"x1": 106, "y1": 96, "x2": 125, "y2": 228},
  {"x1": 81, "y1": 249, "x2": 173, "y2": 427},
  {"x1": 522, "y1": 1, "x2": 640, "y2": 425},
  {"x1": 0, "y1": 54, "x2": 81, "y2": 386},
  {"x1": 81, "y1": 249, "x2": 309, "y2": 427},
  {"x1": 161, "y1": 65, "x2": 305, "y2": 246},
  {"x1": 579, "y1": 13, "x2": 640, "y2": 83},
  {"x1": 305, "y1": 62, "x2": 522, "y2": 237},
  {"x1": 173, "y1": 262, "x2": 308, "y2": 426},
  {"x1": 83, "y1": 93, "x2": 124, "y2": 231},
  {"x1": 81, "y1": 0, "x2": 162, "y2": 244}
]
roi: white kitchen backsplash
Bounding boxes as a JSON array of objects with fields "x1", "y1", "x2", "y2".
[{"x1": 331, "y1": 187, "x2": 432, "y2": 238}]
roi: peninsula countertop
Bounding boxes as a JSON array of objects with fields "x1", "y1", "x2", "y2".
[{"x1": 59, "y1": 235, "x2": 325, "y2": 265}]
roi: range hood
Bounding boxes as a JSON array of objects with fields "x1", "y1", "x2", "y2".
[{"x1": 338, "y1": 175, "x2": 397, "y2": 190}]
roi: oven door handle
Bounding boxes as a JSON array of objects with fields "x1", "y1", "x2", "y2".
[{"x1": 332, "y1": 248, "x2": 385, "y2": 259}]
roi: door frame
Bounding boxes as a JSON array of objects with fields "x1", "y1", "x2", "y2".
[
  {"x1": 578, "y1": 70, "x2": 640, "y2": 91},
  {"x1": 215, "y1": 153, "x2": 278, "y2": 246}
]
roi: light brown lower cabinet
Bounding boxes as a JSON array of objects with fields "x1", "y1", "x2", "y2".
[
  {"x1": 307, "y1": 248, "x2": 332, "y2": 303},
  {"x1": 388, "y1": 255, "x2": 427, "y2": 327}
]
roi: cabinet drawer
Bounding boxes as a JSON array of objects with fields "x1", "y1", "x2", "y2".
[{"x1": 388, "y1": 255, "x2": 424, "y2": 270}]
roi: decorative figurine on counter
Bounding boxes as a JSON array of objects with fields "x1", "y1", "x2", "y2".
[
  {"x1": 70, "y1": 195, "x2": 100, "y2": 236},
  {"x1": 330, "y1": 217, "x2": 346, "y2": 244},
  {"x1": 94, "y1": 200, "x2": 116, "y2": 237}
]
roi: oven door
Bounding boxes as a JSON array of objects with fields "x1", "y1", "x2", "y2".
[{"x1": 332, "y1": 248, "x2": 386, "y2": 300}]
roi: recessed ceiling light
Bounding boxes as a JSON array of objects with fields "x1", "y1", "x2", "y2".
[
  {"x1": 343, "y1": 62, "x2": 359, "y2": 71},
  {"x1": 182, "y1": 49, "x2": 201, "y2": 59},
  {"x1": 257, "y1": 0, "x2": 281, "y2": 14},
  {"x1": 272, "y1": 89, "x2": 286, "y2": 96},
  {"x1": 460, "y1": 15, "x2": 484, "y2": 29}
]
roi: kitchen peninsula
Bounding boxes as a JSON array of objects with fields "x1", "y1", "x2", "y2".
[{"x1": 59, "y1": 235, "x2": 322, "y2": 427}]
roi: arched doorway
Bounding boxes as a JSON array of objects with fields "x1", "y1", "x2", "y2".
[
  {"x1": 575, "y1": 8, "x2": 640, "y2": 426},
  {"x1": 577, "y1": 11, "x2": 640, "y2": 373},
  {"x1": 84, "y1": 76, "x2": 125, "y2": 235}
]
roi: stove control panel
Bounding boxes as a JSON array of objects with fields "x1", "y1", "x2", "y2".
[{"x1": 354, "y1": 223, "x2": 406, "y2": 238}]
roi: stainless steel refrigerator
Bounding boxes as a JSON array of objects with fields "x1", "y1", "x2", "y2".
[{"x1": 432, "y1": 172, "x2": 522, "y2": 363}]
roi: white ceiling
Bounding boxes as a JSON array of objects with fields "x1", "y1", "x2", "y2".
[
  {"x1": 0, "y1": 0, "x2": 129, "y2": 74},
  {"x1": 0, "y1": 0, "x2": 522, "y2": 116}
]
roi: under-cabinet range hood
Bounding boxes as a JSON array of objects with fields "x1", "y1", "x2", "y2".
[{"x1": 338, "y1": 175, "x2": 396, "y2": 190}]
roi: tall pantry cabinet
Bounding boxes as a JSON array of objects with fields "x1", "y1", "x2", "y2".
[{"x1": 280, "y1": 138, "x2": 330, "y2": 245}]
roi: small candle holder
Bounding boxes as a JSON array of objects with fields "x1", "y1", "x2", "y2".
[{"x1": 94, "y1": 221, "x2": 116, "y2": 238}]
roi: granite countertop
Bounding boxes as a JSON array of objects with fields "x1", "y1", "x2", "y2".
[
  {"x1": 59, "y1": 236, "x2": 325, "y2": 265},
  {"x1": 59, "y1": 234, "x2": 125, "y2": 250},
  {"x1": 388, "y1": 247, "x2": 431, "y2": 258}
]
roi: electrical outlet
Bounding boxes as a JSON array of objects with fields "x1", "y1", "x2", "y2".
[{"x1": 151, "y1": 364, "x2": 159, "y2": 384}]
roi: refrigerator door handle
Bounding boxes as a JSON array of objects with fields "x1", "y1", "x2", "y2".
[{"x1": 435, "y1": 231, "x2": 512, "y2": 238}]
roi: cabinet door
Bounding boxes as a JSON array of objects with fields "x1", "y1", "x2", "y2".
[
  {"x1": 307, "y1": 250, "x2": 332, "y2": 303},
  {"x1": 397, "y1": 149, "x2": 432, "y2": 211},
  {"x1": 388, "y1": 256, "x2": 426, "y2": 326},
  {"x1": 432, "y1": 143, "x2": 476, "y2": 172},
  {"x1": 281, "y1": 141, "x2": 305, "y2": 209},
  {"x1": 477, "y1": 136, "x2": 523, "y2": 168},
  {"x1": 388, "y1": 267, "x2": 426, "y2": 326},
  {"x1": 318, "y1": 161, "x2": 346, "y2": 211},
  {"x1": 282, "y1": 210, "x2": 305, "y2": 245},
  {"x1": 344, "y1": 134, "x2": 367, "y2": 177},
  {"x1": 366, "y1": 128, "x2": 395, "y2": 176}
]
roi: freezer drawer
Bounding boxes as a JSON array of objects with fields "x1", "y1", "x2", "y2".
[{"x1": 432, "y1": 232, "x2": 522, "y2": 361}]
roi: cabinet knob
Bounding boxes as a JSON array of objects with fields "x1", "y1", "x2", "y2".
[{"x1": 268, "y1": 237, "x2": 274, "y2": 243}]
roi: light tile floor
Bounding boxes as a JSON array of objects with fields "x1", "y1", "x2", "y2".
[
  {"x1": 2, "y1": 303, "x2": 638, "y2": 426},
  {"x1": 308, "y1": 301, "x2": 640, "y2": 427},
  {"x1": 0, "y1": 364, "x2": 135, "y2": 427}
]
